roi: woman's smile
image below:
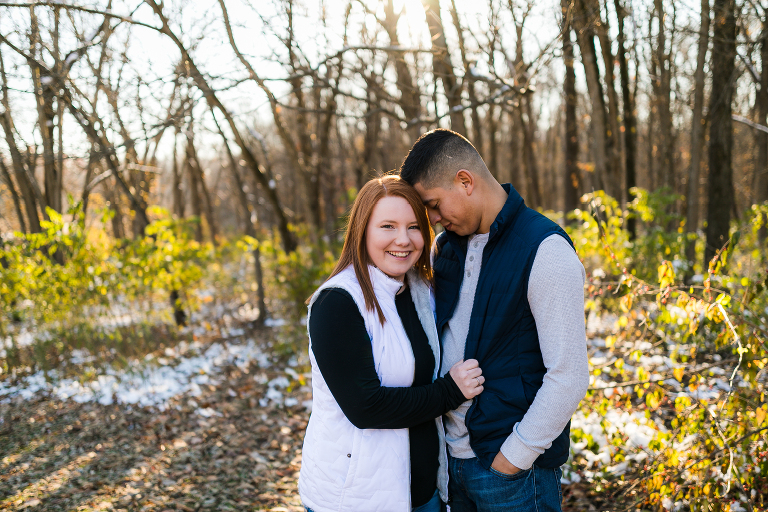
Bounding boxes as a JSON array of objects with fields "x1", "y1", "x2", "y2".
[{"x1": 366, "y1": 196, "x2": 425, "y2": 281}]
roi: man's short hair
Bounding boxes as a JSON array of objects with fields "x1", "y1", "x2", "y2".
[{"x1": 399, "y1": 129, "x2": 489, "y2": 189}]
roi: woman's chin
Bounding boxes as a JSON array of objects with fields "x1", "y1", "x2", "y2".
[{"x1": 379, "y1": 264, "x2": 411, "y2": 280}]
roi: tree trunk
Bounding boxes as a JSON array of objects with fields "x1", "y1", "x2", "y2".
[
  {"x1": 593, "y1": 0, "x2": 622, "y2": 199},
  {"x1": 29, "y1": 8, "x2": 60, "y2": 215},
  {"x1": 647, "y1": 12, "x2": 658, "y2": 191},
  {"x1": 382, "y1": 0, "x2": 422, "y2": 139},
  {"x1": 357, "y1": 74, "x2": 380, "y2": 189},
  {"x1": 756, "y1": 13, "x2": 768, "y2": 243},
  {"x1": 488, "y1": 106, "x2": 499, "y2": 181},
  {"x1": 424, "y1": 0, "x2": 466, "y2": 135},
  {"x1": 81, "y1": 143, "x2": 99, "y2": 219},
  {"x1": 518, "y1": 97, "x2": 542, "y2": 208},
  {"x1": 215, "y1": 116, "x2": 268, "y2": 324},
  {"x1": 686, "y1": 0, "x2": 710, "y2": 264},
  {"x1": 573, "y1": 0, "x2": 611, "y2": 194},
  {"x1": 508, "y1": 110, "x2": 523, "y2": 191},
  {"x1": 563, "y1": 3, "x2": 580, "y2": 220},
  {"x1": 169, "y1": 289, "x2": 187, "y2": 327},
  {"x1": 185, "y1": 130, "x2": 218, "y2": 244},
  {"x1": 0, "y1": 156, "x2": 26, "y2": 233},
  {"x1": 615, "y1": 0, "x2": 638, "y2": 238},
  {"x1": 0, "y1": 116, "x2": 40, "y2": 233},
  {"x1": 704, "y1": 0, "x2": 737, "y2": 265},
  {"x1": 1, "y1": 50, "x2": 41, "y2": 233},
  {"x1": 184, "y1": 133, "x2": 203, "y2": 243},
  {"x1": 106, "y1": 187, "x2": 126, "y2": 239},
  {"x1": 313, "y1": 57, "x2": 344, "y2": 239},
  {"x1": 450, "y1": 0, "x2": 482, "y2": 150},
  {"x1": 171, "y1": 130, "x2": 184, "y2": 219},
  {"x1": 654, "y1": 0, "x2": 675, "y2": 192}
]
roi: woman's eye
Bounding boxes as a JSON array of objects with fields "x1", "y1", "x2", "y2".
[
  {"x1": 408, "y1": 225, "x2": 420, "y2": 230},
  {"x1": 381, "y1": 224, "x2": 394, "y2": 229}
]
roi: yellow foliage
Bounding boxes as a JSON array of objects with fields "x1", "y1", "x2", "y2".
[{"x1": 757, "y1": 405, "x2": 767, "y2": 426}]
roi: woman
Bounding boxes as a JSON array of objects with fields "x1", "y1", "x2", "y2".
[{"x1": 299, "y1": 175, "x2": 485, "y2": 512}]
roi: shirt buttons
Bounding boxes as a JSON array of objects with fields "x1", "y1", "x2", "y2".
[
  {"x1": 473, "y1": 242, "x2": 478, "y2": 248},
  {"x1": 466, "y1": 271, "x2": 471, "y2": 277},
  {"x1": 469, "y1": 256, "x2": 474, "y2": 262}
]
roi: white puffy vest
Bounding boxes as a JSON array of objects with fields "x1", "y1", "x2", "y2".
[{"x1": 299, "y1": 265, "x2": 449, "y2": 512}]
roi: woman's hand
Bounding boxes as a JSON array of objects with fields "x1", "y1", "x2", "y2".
[{"x1": 449, "y1": 359, "x2": 484, "y2": 399}]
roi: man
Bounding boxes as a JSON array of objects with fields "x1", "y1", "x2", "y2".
[{"x1": 399, "y1": 129, "x2": 588, "y2": 511}]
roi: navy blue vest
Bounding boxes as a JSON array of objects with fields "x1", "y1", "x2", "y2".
[{"x1": 433, "y1": 184, "x2": 574, "y2": 469}]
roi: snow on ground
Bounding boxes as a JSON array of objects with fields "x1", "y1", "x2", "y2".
[{"x1": 0, "y1": 320, "x2": 311, "y2": 414}]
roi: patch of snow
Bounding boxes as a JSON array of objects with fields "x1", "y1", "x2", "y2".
[
  {"x1": 264, "y1": 318, "x2": 286, "y2": 327},
  {"x1": 196, "y1": 407, "x2": 222, "y2": 418},
  {"x1": 0, "y1": 339, "x2": 269, "y2": 409}
]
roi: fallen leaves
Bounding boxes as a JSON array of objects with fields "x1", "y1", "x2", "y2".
[{"x1": 0, "y1": 327, "x2": 310, "y2": 512}]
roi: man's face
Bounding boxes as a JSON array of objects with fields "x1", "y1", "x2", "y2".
[{"x1": 413, "y1": 180, "x2": 478, "y2": 236}]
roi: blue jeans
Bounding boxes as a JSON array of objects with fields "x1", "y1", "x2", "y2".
[
  {"x1": 305, "y1": 489, "x2": 441, "y2": 512},
  {"x1": 412, "y1": 489, "x2": 441, "y2": 512},
  {"x1": 447, "y1": 456, "x2": 563, "y2": 512}
]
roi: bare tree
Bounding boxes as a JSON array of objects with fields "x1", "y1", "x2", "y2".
[
  {"x1": 572, "y1": 0, "x2": 615, "y2": 196},
  {"x1": 615, "y1": 0, "x2": 638, "y2": 237},
  {"x1": 563, "y1": 0, "x2": 580, "y2": 219},
  {"x1": 650, "y1": 0, "x2": 675, "y2": 193},
  {"x1": 685, "y1": 0, "x2": 710, "y2": 264},
  {"x1": 379, "y1": 0, "x2": 423, "y2": 140},
  {"x1": 705, "y1": 0, "x2": 738, "y2": 264},
  {"x1": 756, "y1": 3, "x2": 768, "y2": 243},
  {"x1": 145, "y1": 0, "x2": 296, "y2": 251},
  {"x1": 212, "y1": 111, "x2": 268, "y2": 325},
  {"x1": 0, "y1": 46, "x2": 42, "y2": 233},
  {"x1": 424, "y1": 0, "x2": 467, "y2": 134},
  {"x1": 28, "y1": 6, "x2": 62, "y2": 216},
  {"x1": 0, "y1": 153, "x2": 26, "y2": 233}
]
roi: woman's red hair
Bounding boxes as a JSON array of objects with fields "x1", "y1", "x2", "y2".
[{"x1": 318, "y1": 175, "x2": 433, "y2": 324}]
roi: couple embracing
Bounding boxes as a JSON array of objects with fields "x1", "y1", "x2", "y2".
[{"x1": 298, "y1": 129, "x2": 589, "y2": 511}]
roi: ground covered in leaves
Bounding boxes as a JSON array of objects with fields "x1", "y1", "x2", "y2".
[{"x1": 1, "y1": 325, "x2": 601, "y2": 512}]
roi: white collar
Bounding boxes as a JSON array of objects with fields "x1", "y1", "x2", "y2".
[{"x1": 369, "y1": 265, "x2": 406, "y2": 298}]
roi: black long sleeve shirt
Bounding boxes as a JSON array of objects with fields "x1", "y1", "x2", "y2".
[{"x1": 309, "y1": 286, "x2": 465, "y2": 507}]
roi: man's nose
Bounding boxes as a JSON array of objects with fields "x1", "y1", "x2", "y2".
[{"x1": 427, "y1": 210, "x2": 440, "y2": 226}]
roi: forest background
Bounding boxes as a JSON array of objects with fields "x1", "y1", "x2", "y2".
[{"x1": 1, "y1": 0, "x2": 767, "y2": 510}]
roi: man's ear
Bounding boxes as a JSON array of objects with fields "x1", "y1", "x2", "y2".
[{"x1": 456, "y1": 169, "x2": 475, "y2": 195}]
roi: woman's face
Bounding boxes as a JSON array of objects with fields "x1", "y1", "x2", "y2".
[{"x1": 365, "y1": 195, "x2": 425, "y2": 281}]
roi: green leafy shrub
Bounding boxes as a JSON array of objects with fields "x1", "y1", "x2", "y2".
[
  {"x1": 565, "y1": 191, "x2": 768, "y2": 511},
  {"x1": 0, "y1": 205, "x2": 220, "y2": 375}
]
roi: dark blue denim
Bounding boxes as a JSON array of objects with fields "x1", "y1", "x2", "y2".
[
  {"x1": 304, "y1": 489, "x2": 442, "y2": 512},
  {"x1": 412, "y1": 489, "x2": 441, "y2": 512},
  {"x1": 447, "y1": 456, "x2": 563, "y2": 512}
]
